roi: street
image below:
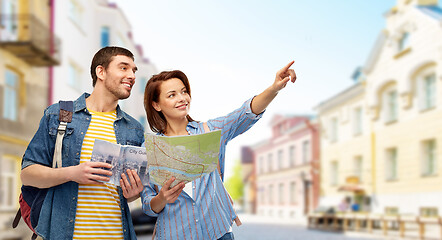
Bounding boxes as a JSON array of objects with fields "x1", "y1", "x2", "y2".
[{"x1": 136, "y1": 214, "x2": 391, "y2": 240}]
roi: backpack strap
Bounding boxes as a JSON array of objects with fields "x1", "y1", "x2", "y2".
[
  {"x1": 12, "y1": 101, "x2": 74, "y2": 235},
  {"x1": 12, "y1": 208, "x2": 21, "y2": 228},
  {"x1": 52, "y1": 101, "x2": 73, "y2": 168},
  {"x1": 31, "y1": 233, "x2": 38, "y2": 240}
]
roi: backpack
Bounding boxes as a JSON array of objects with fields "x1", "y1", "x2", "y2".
[{"x1": 12, "y1": 101, "x2": 73, "y2": 240}]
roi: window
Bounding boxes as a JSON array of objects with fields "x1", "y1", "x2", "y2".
[
  {"x1": 277, "y1": 150, "x2": 284, "y2": 169},
  {"x1": 278, "y1": 124, "x2": 284, "y2": 135},
  {"x1": 330, "y1": 117, "x2": 338, "y2": 142},
  {"x1": 290, "y1": 182, "x2": 296, "y2": 204},
  {"x1": 0, "y1": 156, "x2": 17, "y2": 210},
  {"x1": 302, "y1": 141, "x2": 310, "y2": 164},
  {"x1": 398, "y1": 32, "x2": 409, "y2": 52},
  {"x1": 385, "y1": 148, "x2": 398, "y2": 180},
  {"x1": 384, "y1": 90, "x2": 398, "y2": 123},
  {"x1": 420, "y1": 207, "x2": 438, "y2": 217},
  {"x1": 289, "y1": 146, "x2": 296, "y2": 167},
  {"x1": 115, "y1": 33, "x2": 126, "y2": 48},
  {"x1": 0, "y1": 0, "x2": 18, "y2": 41},
  {"x1": 422, "y1": 139, "x2": 437, "y2": 176},
  {"x1": 278, "y1": 183, "x2": 284, "y2": 204},
  {"x1": 353, "y1": 107, "x2": 363, "y2": 135},
  {"x1": 330, "y1": 161, "x2": 338, "y2": 186},
  {"x1": 68, "y1": 62, "x2": 82, "y2": 91},
  {"x1": 260, "y1": 187, "x2": 265, "y2": 204},
  {"x1": 259, "y1": 157, "x2": 264, "y2": 174},
  {"x1": 385, "y1": 207, "x2": 399, "y2": 216},
  {"x1": 268, "y1": 153, "x2": 273, "y2": 172},
  {"x1": 138, "y1": 116, "x2": 147, "y2": 130},
  {"x1": 268, "y1": 185, "x2": 273, "y2": 204},
  {"x1": 420, "y1": 73, "x2": 436, "y2": 110},
  {"x1": 101, "y1": 26, "x2": 110, "y2": 47},
  {"x1": 3, "y1": 69, "x2": 18, "y2": 121},
  {"x1": 68, "y1": 0, "x2": 84, "y2": 29},
  {"x1": 353, "y1": 156, "x2": 363, "y2": 182},
  {"x1": 139, "y1": 77, "x2": 148, "y2": 93}
]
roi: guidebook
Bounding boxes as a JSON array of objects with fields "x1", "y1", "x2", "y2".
[
  {"x1": 90, "y1": 130, "x2": 222, "y2": 187},
  {"x1": 90, "y1": 139, "x2": 149, "y2": 186}
]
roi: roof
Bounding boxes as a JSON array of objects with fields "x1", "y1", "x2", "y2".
[{"x1": 418, "y1": 5, "x2": 442, "y2": 20}]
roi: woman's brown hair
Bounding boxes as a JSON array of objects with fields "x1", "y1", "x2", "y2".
[{"x1": 144, "y1": 70, "x2": 194, "y2": 133}]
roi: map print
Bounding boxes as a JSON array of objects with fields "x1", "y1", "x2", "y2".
[{"x1": 145, "y1": 130, "x2": 221, "y2": 188}]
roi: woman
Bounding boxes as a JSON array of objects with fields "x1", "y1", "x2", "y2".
[{"x1": 125, "y1": 61, "x2": 296, "y2": 240}]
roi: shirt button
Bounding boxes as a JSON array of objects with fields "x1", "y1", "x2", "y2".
[
  {"x1": 69, "y1": 219, "x2": 73, "y2": 223},
  {"x1": 192, "y1": 203, "x2": 195, "y2": 206},
  {"x1": 193, "y1": 186, "x2": 196, "y2": 189},
  {"x1": 76, "y1": 153, "x2": 79, "y2": 155},
  {"x1": 196, "y1": 219, "x2": 199, "y2": 223},
  {"x1": 73, "y1": 197, "x2": 76, "y2": 200}
]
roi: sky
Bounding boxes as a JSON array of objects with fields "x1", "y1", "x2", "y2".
[{"x1": 111, "y1": 0, "x2": 399, "y2": 180}]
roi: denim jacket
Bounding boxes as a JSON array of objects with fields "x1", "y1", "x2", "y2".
[{"x1": 21, "y1": 93, "x2": 144, "y2": 240}]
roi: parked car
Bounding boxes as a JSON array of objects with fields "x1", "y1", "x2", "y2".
[{"x1": 131, "y1": 207, "x2": 157, "y2": 233}]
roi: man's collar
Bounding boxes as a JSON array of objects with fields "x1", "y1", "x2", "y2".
[{"x1": 73, "y1": 92, "x2": 131, "y2": 122}]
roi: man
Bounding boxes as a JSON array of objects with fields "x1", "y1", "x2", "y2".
[{"x1": 21, "y1": 46, "x2": 144, "y2": 239}]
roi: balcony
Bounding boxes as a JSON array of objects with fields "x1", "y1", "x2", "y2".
[{"x1": 0, "y1": 14, "x2": 60, "y2": 66}]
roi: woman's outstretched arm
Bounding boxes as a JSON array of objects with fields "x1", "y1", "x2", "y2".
[{"x1": 251, "y1": 60, "x2": 297, "y2": 114}]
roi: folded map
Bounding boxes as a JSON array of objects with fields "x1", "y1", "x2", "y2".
[{"x1": 90, "y1": 130, "x2": 221, "y2": 188}]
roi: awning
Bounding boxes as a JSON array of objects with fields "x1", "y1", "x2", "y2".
[{"x1": 338, "y1": 184, "x2": 365, "y2": 193}]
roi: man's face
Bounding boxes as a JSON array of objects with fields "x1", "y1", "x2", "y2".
[{"x1": 102, "y1": 55, "x2": 137, "y2": 100}]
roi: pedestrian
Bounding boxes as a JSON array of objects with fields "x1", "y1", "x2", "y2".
[
  {"x1": 131, "y1": 61, "x2": 297, "y2": 240},
  {"x1": 20, "y1": 46, "x2": 145, "y2": 239}
]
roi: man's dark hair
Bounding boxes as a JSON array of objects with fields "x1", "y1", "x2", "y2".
[{"x1": 90, "y1": 46, "x2": 134, "y2": 87}]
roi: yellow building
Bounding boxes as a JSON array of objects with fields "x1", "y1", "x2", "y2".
[
  {"x1": 316, "y1": 0, "x2": 442, "y2": 217},
  {"x1": 0, "y1": 0, "x2": 60, "y2": 239}
]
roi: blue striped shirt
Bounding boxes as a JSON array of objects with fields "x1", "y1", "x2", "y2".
[{"x1": 141, "y1": 97, "x2": 263, "y2": 240}]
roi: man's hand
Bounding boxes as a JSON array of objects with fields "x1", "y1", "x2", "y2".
[
  {"x1": 120, "y1": 169, "x2": 143, "y2": 202},
  {"x1": 272, "y1": 60, "x2": 297, "y2": 92},
  {"x1": 70, "y1": 161, "x2": 112, "y2": 185}
]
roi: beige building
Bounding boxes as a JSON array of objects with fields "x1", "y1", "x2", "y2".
[
  {"x1": 317, "y1": 0, "x2": 442, "y2": 217},
  {"x1": 0, "y1": 0, "x2": 60, "y2": 239}
]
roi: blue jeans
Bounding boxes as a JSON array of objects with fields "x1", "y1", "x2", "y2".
[{"x1": 218, "y1": 232, "x2": 235, "y2": 240}]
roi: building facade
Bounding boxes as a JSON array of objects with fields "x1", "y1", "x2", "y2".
[
  {"x1": 52, "y1": 0, "x2": 157, "y2": 130},
  {"x1": 0, "y1": 1, "x2": 156, "y2": 238},
  {"x1": 317, "y1": 0, "x2": 442, "y2": 217},
  {"x1": 247, "y1": 115, "x2": 320, "y2": 222},
  {"x1": 0, "y1": 0, "x2": 60, "y2": 238}
]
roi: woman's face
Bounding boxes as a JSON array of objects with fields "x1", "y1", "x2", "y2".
[{"x1": 152, "y1": 78, "x2": 191, "y2": 121}]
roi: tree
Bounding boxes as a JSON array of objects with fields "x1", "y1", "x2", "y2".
[{"x1": 225, "y1": 160, "x2": 244, "y2": 201}]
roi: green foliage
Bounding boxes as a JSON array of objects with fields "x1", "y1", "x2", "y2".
[{"x1": 225, "y1": 160, "x2": 244, "y2": 201}]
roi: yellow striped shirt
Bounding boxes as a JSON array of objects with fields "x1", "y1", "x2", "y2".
[{"x1": 73, "y1": 109, "x2": 124, "y2": 240}]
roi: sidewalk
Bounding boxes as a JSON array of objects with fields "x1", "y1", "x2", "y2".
[
  {"x1": 237, "y1": 213, "x2": 309, "y2": 226},
  {"x1": 236, "y1": 214, "x2": 442, "y2": 240}
]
